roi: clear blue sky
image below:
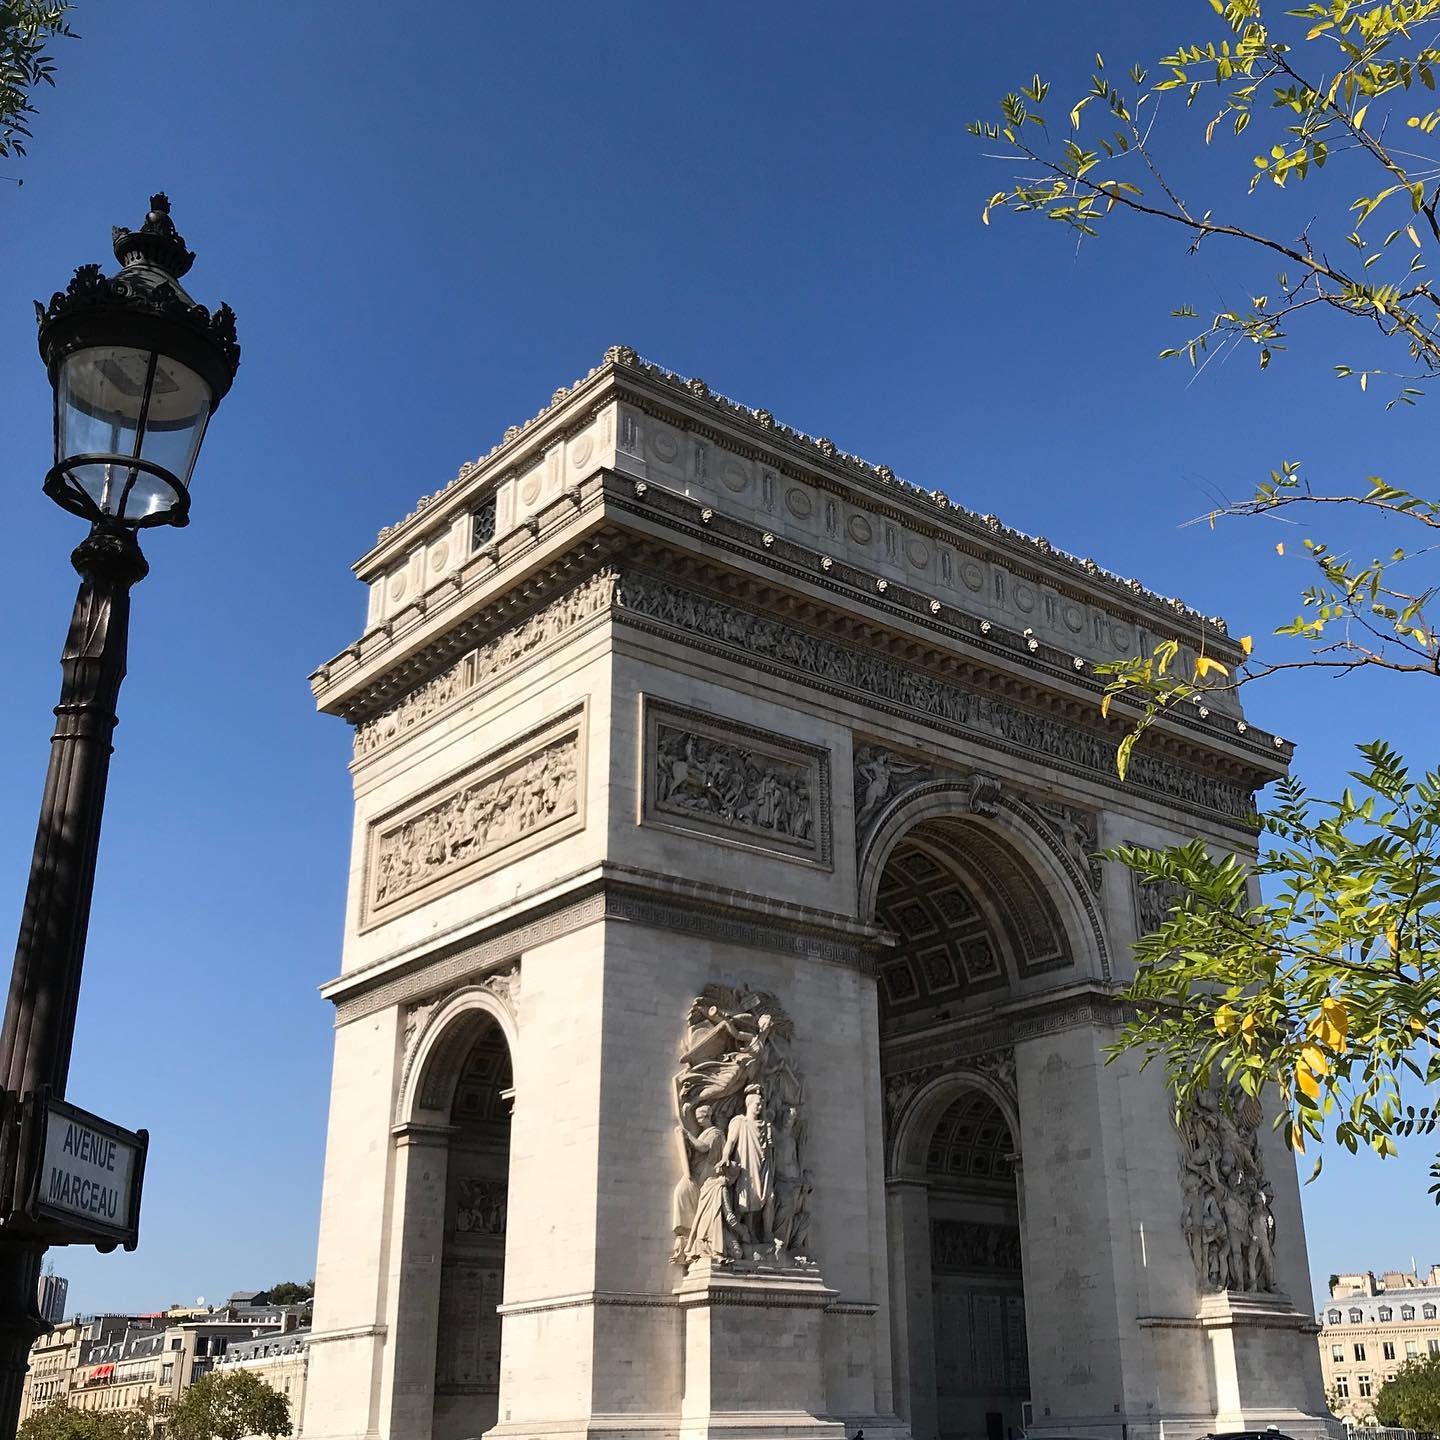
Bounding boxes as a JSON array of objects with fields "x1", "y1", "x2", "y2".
[{"x1": 0, "y1": 2, "x2": 1431, "y2": 1316}]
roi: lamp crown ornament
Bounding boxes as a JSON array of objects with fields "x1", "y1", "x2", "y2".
[{"x1": 35, "y1": 192, "x2": 240, "y2": 397}]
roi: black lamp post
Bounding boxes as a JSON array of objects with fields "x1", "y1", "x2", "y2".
[{"x1": 0, "y1": 195, "x2": 239, "y2": 1436}]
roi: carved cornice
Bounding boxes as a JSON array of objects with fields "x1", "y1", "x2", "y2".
[
  {"x1": 878, "y1": 986, "x2": 1132, "y2": 1077},
  {"x1": 329, "y1": 865, "x2": 890, "y2": 1024},
  {"x1": 317, "y1": 537, "x2": 620, "y2": 728},
  {"x1": 613, "y1": 477, "x2": 1285, "y2": 767},
  {"x1": 321, "y1": 483, "x2": 1288, "y2": 784}
]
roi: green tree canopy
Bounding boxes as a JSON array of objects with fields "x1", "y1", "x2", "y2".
[
  {"x1": 166, "y1": 1370, "x2": 291, "y2": 1440},
  {"x1": 971, "y1": 0, "x2": 1440, "y2": 1189},
  {"x1": 19, "y1": 1401, "x2": 149, "y2": 1440},
  {"x1": 1, "y1": 2, "x2": 74, "y2": 162},
  {"x1": 1376, "y1": 1352, "x2": 1440, "y2": 1430},
  {"x1": 262, "y1": 1281, "x2": 313, "y2": 1307}
]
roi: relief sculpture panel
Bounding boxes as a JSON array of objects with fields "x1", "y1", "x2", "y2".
[
  {"x1": 643, "y1": 699, "x2": 831, "y2": 866},
  {"x1": 364, "y1": 709, "x2": 584, "y2": 924}
]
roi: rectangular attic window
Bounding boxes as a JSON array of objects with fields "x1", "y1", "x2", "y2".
[{"x1": 472, "y1": 497, "x2": 497, "y2": 551}]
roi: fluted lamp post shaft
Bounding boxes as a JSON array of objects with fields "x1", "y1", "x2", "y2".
[{"x1": 0, "y1": 195, "x2": 238, "y2": 1440}]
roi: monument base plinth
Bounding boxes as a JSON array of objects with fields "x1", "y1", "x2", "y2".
[
  {"x1": 675, "y1": 1261, "x2": 846, "y2": 1440},
  {"x1": 1199, "y1": 1291, "x2": 1340, "y2": 1440}
]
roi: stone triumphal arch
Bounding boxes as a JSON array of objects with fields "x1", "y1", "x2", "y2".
[{"x1": 301, "y1": 349, "x2": 1336, "y2": 1440}]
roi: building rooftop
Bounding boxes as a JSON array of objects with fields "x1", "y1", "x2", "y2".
[{"x1": 371, "y1": 346, "x2": 1232, "y2": 639}]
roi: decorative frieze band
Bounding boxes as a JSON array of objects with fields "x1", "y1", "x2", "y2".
[
  {"x1": 347, "y1": 558, "x2": 1258, "y2": 829},
  {"x1": 616, "y1": 570, "x2": 1255, "y2": 824},
  {"x1": 353, "y1": 567, "x2": 617, "y2": 758}
]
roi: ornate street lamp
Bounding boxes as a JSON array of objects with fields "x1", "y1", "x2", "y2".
[{"x1": 0, "y1": 196, "x2": 239, "y2": 1437}]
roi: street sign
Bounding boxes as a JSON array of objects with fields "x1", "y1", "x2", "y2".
[{"x1": 15, "y1": 1094, "x2": 147, "y2": 1250}]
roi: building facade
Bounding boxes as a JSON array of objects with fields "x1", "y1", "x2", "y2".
[
  {"x1": 18, "y1": 1300, "x2": 304, "y2": 1429},
  {"x1": 217, "y1": 1328, "x2": 310, "y2": 1435},
  {"x1": 301, "y1": 349, "x2": 1338, "y2": 1440},
  {"x1": 1317, "y1": 1269, "x2": 1440, "y2": 1424}
]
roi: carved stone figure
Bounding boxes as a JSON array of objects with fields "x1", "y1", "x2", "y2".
[
  {"x1": 771, "y1": 1104, "x2": 805, "y2": 1253},
  {"x1": 683, "y1": 1159, "x2": 744, "y2": 1265},
  {"x1": 721, "y1": 1085, "x2": 775, "y2": 1245},
  {"x1": 1177, "y1": 1079, "x2": 1277, "y2": 1293},
  {"x1": 671, "y1": 1103, "x2": 725, "y2": 1264},
  {"x1": 854, "y1": 746, "x2": 930, "y2": 830},
  {"x1": 671, "y1": 985, "x2": 812, "y2": 1269}
]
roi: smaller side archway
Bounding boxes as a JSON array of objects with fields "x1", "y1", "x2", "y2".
[
  {"x1": 387, "y1": 981, "x2": 519, "y2": 1440},
  {"x1": 888, "y1": 1074, "x2": 1029, "y2": 1440}
]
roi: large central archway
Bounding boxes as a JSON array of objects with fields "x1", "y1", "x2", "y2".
[{"x1": 866, "y1": 798, "x2": 1086, "y2": 1440}]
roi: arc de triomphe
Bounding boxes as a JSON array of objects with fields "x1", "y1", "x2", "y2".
[{"x1": 300, "y1": 348, "x2": 1335, "y2": 1440}]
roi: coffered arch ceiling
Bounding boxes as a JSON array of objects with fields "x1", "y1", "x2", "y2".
[
  {"x1": 924, "y1": 1089, "x2": 1017, "y2": 1188},
  {"x1": 875, "y1": 818, "x2": 1072, "y2": 1032}
]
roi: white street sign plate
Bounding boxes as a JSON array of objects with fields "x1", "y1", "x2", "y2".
[{"x1": 26, "y1": 1096, "x2": 146, "y2": 1247}]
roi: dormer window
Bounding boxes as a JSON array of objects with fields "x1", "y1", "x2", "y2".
[
  {"x1": 1349, "y1": 1308, "x2": 1364, "y2": 1323},
  {"x1": 1379, "y1": 1307, "x2": 1392, "y2": 1321},
  {"x1": 1401, "y1": 1304, "x2": 1416, "y2": 1321}
]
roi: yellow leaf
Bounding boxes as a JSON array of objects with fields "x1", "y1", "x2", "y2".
[
  {"x1": 1387, "y1": 923, "x2": 1399, "y2": 953},
  {"x1": 1291, "y1": 1123, "x2": 1306, "y2": 1155},
  {"x1": 1310, "y1": 998, "x2": 1350, "y2": 1052},
  {"x1": 1300, "y1": 1043, "x2": 1330, "y2": 1078},
  {"x1": 1295, "y1": 1060, "x2": 1321, "y2": 1101},
  {"x1": 1101, "y1": 693, "x2": 1113, "y2": 720},
  {"x1": 1194, "y1": 656, "x2": 1230, "y2": 680},
  {"x1": 1240, "y1": 634, "x2": 1254, "y2": 655},
  {"x1": 1240, "y1": 1012, "x2": 1259, "y2": 1049},
  {"x1": 1407, "y1": 224, "x2": 1422, "y2": 247},
  {"x1": 1214, "y1": 1004, "x2": 1239, "y2": 1037},
  {"x1": 1276, "y1": 541, "x2": 1285, "y2": 556},
  {"x1": 1321, "y1": 997, "x2": 1348, "y2": 1038}
]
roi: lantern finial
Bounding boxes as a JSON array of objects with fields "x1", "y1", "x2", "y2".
[{"x1": 111, "y1": 192, "x2": 194, "y2": 278}]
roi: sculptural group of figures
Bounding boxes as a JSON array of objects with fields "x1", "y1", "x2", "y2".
[
  {"x1": 1179, "y1": 1083, "x2": 1277, "y2": 1294},
  {"x1": 670, "y1": 985, "x2": 814, "y2": 1269},
  {"x1": 656, "y1": 729, "x2": 814, "y2": 842}
]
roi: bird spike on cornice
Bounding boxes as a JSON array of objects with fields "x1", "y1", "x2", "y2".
[{"x1": 372, "y1": 345, "x2": 1229, "y2": 637}]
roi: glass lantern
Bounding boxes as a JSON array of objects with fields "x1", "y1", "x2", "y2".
[
  {"x1": 49, "y1": 344, "x2": 213, "y2": 527},
  {"x1": 36, "y1": 194, "x2": 239, "y2": 531}
]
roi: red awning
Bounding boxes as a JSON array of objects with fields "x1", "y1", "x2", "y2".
[{"x1": 89, "y1": 1364, "x2": 114, "y2": 1381}]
